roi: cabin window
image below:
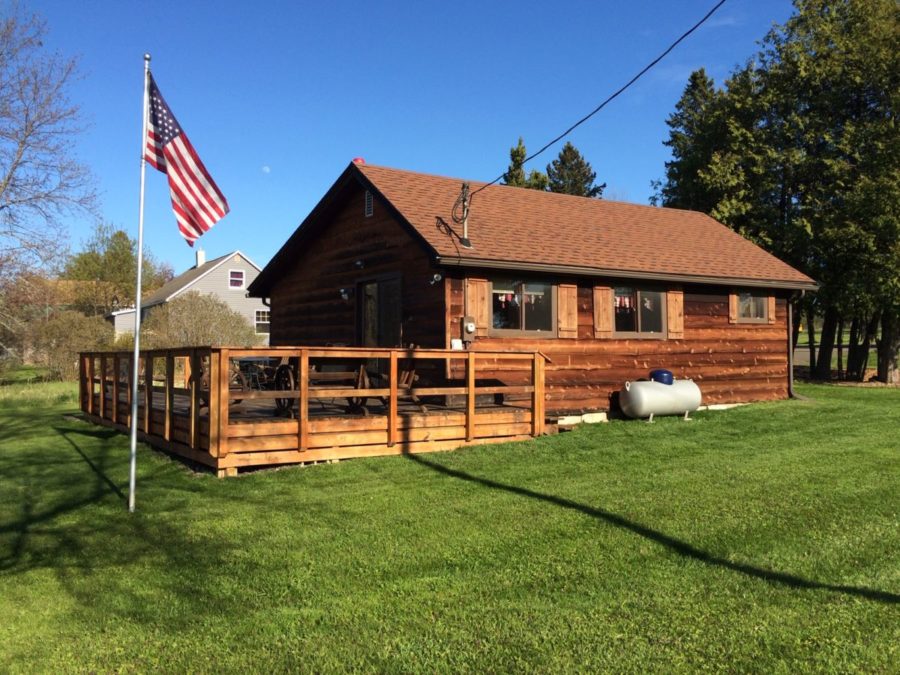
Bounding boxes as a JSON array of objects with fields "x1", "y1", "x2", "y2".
[
  {"x1": 490, "y1": 278, "x2": 554, "y2": 336},
  {"x1": 228, "y1": 269, "x2": 245, "y2": 289},
  {"x1": 365, "y1": 190, "x2": 374, "y2": 217},
  {"x1": 613, "y1": 287, "x2": 666, "y2": 337},
  {"x1": 255, "y1": 310, "x2": 270, "y2": 334},
  {"x1": 737, "y1": 291, "x2": 768, "y2": 322}
]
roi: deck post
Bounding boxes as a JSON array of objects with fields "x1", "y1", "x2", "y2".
[
  {"x1": 143, "y1": 354, "x2": 153, "y2": 434},
  {"x1": 218, "y1": 349, "x2": 229, "y2": 457},
  {"x1": 164, "y1": 351, "x2": 174, "y2": 442},
  {"x1": 466, "y1": 351, "x2": 476, "y2": 441},
  {"x1": 125, "y1": 353, "x2": 133, "y2": 427},
  {"x1": 189, "y1": 349, "x2": 199, "y2": 451},
  {"x1": 388, "y1": 350, "x2": 399, "y2": 447},
  {"x1": 99, "y1": 355, "x2": 107, "y2": 420},
  {"x1": 86, "y1": 355, "x2": 95, "y2": 416},
  {"x1": 532, "y1": 353, "x2": 545, "y2": 436},
  {"x1": 298, "y1": 349, "x2": 309, "y2": 451},
  {"x1": 79, "y1": 354, "x2": 87, "y2": 414},
  {"x1": 209, "y1": 351, "x2": 220, "y2": 458},
  {"x1": 112, "y1": 354, "x2": 120, "y2": 424}
]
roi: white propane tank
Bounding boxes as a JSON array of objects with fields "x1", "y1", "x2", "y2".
[{"x1": 619, "y1": 379, "x2": 702, "y2": 420}]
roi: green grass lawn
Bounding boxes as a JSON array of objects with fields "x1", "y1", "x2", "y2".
[{"x1": 1, "y1": 379, "x2": 897, "y2": 672}]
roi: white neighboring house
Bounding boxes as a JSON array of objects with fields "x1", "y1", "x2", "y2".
[{"x1": 108, "y1": 249, "x2": 271, "y2": 345}]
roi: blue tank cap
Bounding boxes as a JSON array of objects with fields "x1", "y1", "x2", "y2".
[{"x1": 649, "y1": 369, "x2": 674, "y2": 385}]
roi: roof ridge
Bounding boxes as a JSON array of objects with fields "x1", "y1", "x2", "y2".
[{"x1": 358, "y1": 162, "x2": 707, "y2": 217}]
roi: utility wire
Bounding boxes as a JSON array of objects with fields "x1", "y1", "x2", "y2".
[{"x1": 471, "y1": 0, "x2": 729, "y2": 196}]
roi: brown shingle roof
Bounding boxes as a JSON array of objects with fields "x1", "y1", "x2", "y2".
[
  {"x1": 249, "y1": 163, "x2": 816, "y2": 296},
  {"x1": 357, "y1": 164, "x2": 815, "y2": 289}
]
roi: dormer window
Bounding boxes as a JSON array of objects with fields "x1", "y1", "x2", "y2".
[{"x1": 229, "y1": 270, "x2": 245, "y2": 289}]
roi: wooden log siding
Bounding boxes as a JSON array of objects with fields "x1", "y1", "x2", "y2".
[
  {"x1": 269, "y1": 184, "x2": 446, "y2": 348},
  {"x1": 77, "y1": 346, "x2": 549, "y2": 476},
  {"x1": 447, "y1": 276, "x2": 789, "y2": 412}
]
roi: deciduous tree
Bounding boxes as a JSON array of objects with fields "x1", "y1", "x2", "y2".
[
  {"x1": 29, "y1": 310, "x2": 112, "y2": 380},
  {"x1": 0, "y1": 8, "x2": 95, "y2": 280},
  {"x1": 62, "y1": 223, "x2": 173, "y2": 316}
]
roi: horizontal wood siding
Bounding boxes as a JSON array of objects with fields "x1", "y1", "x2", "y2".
[
  {"x1": 269, "y1": 184, "x2": 445, "y2": 348},
  {"x1": 448, "y1": 277, "x2": 789, "y2": 413}
]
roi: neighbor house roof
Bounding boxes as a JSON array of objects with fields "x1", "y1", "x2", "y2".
[
  {"x1": 250, "y1": 163, "x2": 817, "y2": 295},
  {"x1": 141, "y1": 250, "x2": 260, "y2": 308}
]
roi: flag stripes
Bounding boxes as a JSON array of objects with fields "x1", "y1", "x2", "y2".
[{"x1": 144, "y1": 73, "x2": 229, "y2": 246}]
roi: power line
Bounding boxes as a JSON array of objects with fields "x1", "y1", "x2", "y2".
[{"x1": 471, "y1": 0, "x2": 729, "y2": 196}]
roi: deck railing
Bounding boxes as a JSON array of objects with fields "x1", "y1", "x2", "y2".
[{"x1": 78, "y1": 346, "x2": 548, "y2": 475}]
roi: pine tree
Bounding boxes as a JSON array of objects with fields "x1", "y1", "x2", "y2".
[
  {"x1": 652, "y1": 68, "x2": 724, "y2": 212},
  {"x1": 546, "y1": 142, "x2": 605, "y2": 198},
  {"x1": 503, "y1": 138, "x2": 549, "y2": 191},
  {"x1": 503, "y1": 138, "x2": 527, "y2": 187}
]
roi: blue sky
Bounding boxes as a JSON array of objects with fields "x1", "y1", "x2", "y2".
[{"x1": 32, "y1": 0, "x2": 795, "y2": 275}]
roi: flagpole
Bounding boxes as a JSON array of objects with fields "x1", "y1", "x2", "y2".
[{"x1": 128, "y1": 53, "x2": 151, "y2": 513}]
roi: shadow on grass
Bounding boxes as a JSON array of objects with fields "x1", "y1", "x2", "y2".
[
  {"x1": 405, "y1": 453, "x2": 899, "y2": 605},
  {"x1": 58, "y1": 427, "x2": 126, "y2": 500},
  {"x1": 0, "y1": 417, "x2": 235, "y2": 630}
]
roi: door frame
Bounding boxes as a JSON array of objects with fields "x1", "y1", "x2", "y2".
[{"x1": 355, "y1": 273, "x2": 403, "y2": 348}]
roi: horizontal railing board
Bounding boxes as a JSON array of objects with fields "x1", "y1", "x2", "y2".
[
  {"x1": 226, "y1": 418, "x2": 533, "y2": 453},
  {"x1": 225, "y1": 409, "x2": 531, "y2": 436},
  {"x1": 218, "y1": 434, "x2": 534, "y2": 468}
]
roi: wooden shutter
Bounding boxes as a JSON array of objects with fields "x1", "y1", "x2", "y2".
[
  {"x1": 593, "y1": 286, "x2": 613, "y2": 338},
  {"x1": 767, "y1": 295, "x2": 777, "y2": 324},
  {"x1": 666, "y1": 288, "x2": 684, "y2": 339},
  {"x1": 465, "y1": 278, "x2": 489, "y2": 333},
  {"x1": 728, "y1": 292, "x2": 739, "y2": 324},
  {"x1": 557, "y1": 284, "x2": 578, "y2": 338}
]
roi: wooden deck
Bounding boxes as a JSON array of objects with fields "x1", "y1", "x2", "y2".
[{"x1": 78, "y1": 347, "x2": 549, "y2": 476}]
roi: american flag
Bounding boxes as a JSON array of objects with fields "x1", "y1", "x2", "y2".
[{"x1": 145, "y1": 73, "x2": 229, "y2": 246}]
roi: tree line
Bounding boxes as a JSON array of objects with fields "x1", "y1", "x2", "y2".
[{"x1": 652, "y1": 0, "x2": 898, "y2": 382}]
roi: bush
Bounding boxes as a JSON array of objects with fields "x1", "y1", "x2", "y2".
[
  {"x1": 0, "y1": 353, "x2": 22, "y2": 381},
  {"x1": 141, "y1": 292, "x2": 261, "y2": 349},
  {"x1": 29, "y1": 311, "x2": 114, "y2": 380}
]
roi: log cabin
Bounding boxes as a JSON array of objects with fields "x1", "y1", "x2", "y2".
[{"x1": 247, "y1": 161, "x2": 816, "y2": 415}]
